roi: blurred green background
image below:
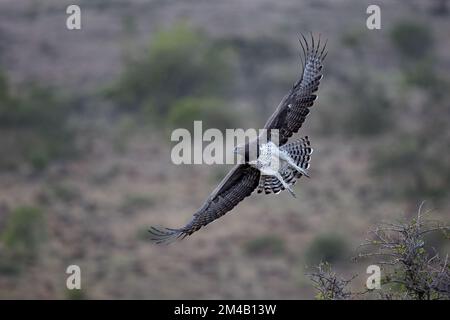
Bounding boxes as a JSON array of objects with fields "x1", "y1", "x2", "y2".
[{"x1": 0, "y1": 0, "x2": 449, "y2": 299}]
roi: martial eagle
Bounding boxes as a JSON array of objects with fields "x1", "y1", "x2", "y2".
[{"x1": 150, "y1": 34, "x2": 327, "y2": 243}]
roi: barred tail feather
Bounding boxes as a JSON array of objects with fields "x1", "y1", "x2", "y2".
[{"x1": 282, "y1": 136, "x2": 313, "y2": 171}]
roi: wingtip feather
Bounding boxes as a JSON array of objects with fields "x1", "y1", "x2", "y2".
[{"x1": 148, "y1": 226, "x2": 186, "y2": 245}]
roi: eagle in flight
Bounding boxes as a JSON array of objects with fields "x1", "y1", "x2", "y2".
[{"x1": 150, "y1": 34, "x2": 327, "y2": 244}]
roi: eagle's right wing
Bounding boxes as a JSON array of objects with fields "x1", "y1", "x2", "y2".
[{"x1": 149, "y1": 164, "x2": 260, "y2": 244}]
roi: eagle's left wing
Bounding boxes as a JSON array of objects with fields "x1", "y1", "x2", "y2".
[
  {"x1": 149, "y1": 164, "x2": 260, "y2": 244},
  {"x1": 264, "y1": 34, "x2": 327, "y2": 146}
]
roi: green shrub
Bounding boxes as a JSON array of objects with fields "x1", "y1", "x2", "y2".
[
  {"x1": 357, "y1": 211, "x2": 450, "y2": 300},
  {"x1": 308, "y1": 212, "x2": 450, "y2": 300},
  {"x1": 0, "y1": 206, "x2": 46, "y2": 273},
  {"x1": 402, "y1": 59, "x2": 448, "y2": 100},
  {"x1": 111, "y1": 22, "x2": 234, "y2": 121},
  {"x1": 344, "y1": 79, "x2": 392, "y2": 136},
  {"x1": 0, "y1": 72, "x2": 74, "y2": 171},
  {"x1": 306, "y1": 233, "x2": 349, "y2": 265},
  {"x1": 306, "y1": 262, "x2": 353, "y2": 300},
  {"x1": 223, "y1": 35, "x2": 292, "y2": 66},
  {"x1": 403, "y1": 60, "x2": 438, "y2": 89},
  {"x1": 372, "y1": 133, "x2": 450, "y2": 201},
  {"x1": 341, "y1": 30, "x2": 365, "y2": 49},
  {"x1": 244, "y1": 235, "x2": 286, "y2": 256},
  {"x1": 167, "y1": 97, "x2": 236, "y2": 131},
  {"x1": 65, "y1": 289, "x2": 86, "y2": 300},
  {"x1": 390, "y1": 21, "x2": 433, "y2": 60}
]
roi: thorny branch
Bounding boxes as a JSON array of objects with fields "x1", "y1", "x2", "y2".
[{"x1": 307, "y1": 204, "x2": 449, "y2": 299}]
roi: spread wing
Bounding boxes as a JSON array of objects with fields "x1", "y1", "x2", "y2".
[
  {"x1": 264, "y1": 33, "x2": 327, "y2": 146},
  {"x1": 149, "y1": 164, "x2": 260, "y2": 244}
]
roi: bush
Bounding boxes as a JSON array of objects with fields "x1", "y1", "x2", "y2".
[
  {"x1": 65, "y1": 289, "x2": 87, "y2": 300},
  {"x1": 0, "y1": 72, "x2": 74, "y2": 171},
  {"x1": 305, "y1": 233, "x2": 349, "y2": 265},
  {"x1": 306, "y1": 262, "x2": 353, "y2": 300},
  {"x1": 390, "y1": 21, "x2": 433, "y2": 60},
  {"x1": 244, "y1": 235, "x2": 286, "y2": 256},
  {"x1": 341, "y1": 30, "x2": 365, "y2": 49},
  {"x1": 372, "y1": 133, "x2": 450, "y2": 201},
  {"x1": 0, "y1": 206, "x2": 46, "y2": 273},
  {"x1": 344, "y1": 79, "x2": 392, "y2": 136},
  {"x1": 307, "y1": 209, "x2": 450, "y2": 300},
  {"x1": 167, "y1": 97, "x2": 236, "y2": 131},
  {"x1": 403, "y1": 60, "x2": 439, "y2": 90},
  {"x1": 357, "y1": 208, "x2": 449, "y2": 300},
  {"x1": 402, "y1": 59, "x2": 448, "y2": 100},
  {"x1": 111, "y1": 23, "x2": 234, "y2": 122}
]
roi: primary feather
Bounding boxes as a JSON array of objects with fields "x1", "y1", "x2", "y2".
[
  {"x1": 264, "y1": 33, "x2": 327, "y2": 146},
  {"x1": 149, "y1": 164, "x2": 260, "y2": 244}
]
